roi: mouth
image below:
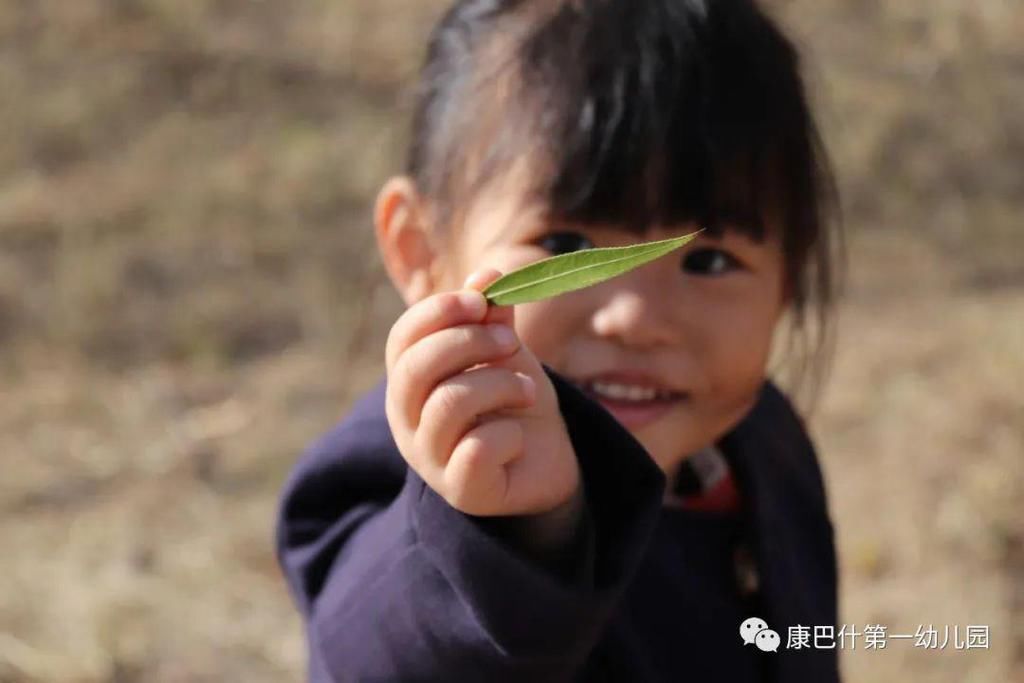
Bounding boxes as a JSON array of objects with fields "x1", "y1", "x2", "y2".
[{"x1": 570, "y1": 374, "x2": 688, "y2": 430}]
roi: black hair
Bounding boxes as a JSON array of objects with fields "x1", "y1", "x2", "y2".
[{"x1": 406, "y1": 0, "x2": 844, "y2": 406}]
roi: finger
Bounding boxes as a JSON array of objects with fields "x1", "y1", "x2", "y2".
[
  {"x1": 463, "y1": 269, "x2": 543, "y2": 398},
  {"x1": 417, "y1": 368, "x2": 536, "y2": 470},
  {"x1": 463, "y1": 268, "x2": 516, "y2": 329},
  {"x1": 392, "y1": 322, "x2": 521, "y2": 430},
  {"x1": 385, "y1": 289, "x2": 487, "y2": 372},
  {"x1": 444, "y1": 418, "x2": 524, "y2": 515},
  {"x1": 461, "y1": 268, "x2": 535, "y2": 393}
]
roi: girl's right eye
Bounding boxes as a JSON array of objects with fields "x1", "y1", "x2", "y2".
[{"x1": 535, "y1": 231, "x2": 595, "y2": 255}]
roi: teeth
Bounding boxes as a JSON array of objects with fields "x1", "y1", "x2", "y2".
[{"x1": 590, "y1": 381, "x2": 668, "y2": 402}]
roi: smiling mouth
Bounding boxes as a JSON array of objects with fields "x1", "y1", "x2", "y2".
[
  {"x1": 570, "y1": 378, "x2": 688, "y2": 405},
  {"x1": 570, "y1": 378, "x2": 687, "y2": 430}
]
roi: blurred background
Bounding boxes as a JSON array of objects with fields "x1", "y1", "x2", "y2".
[{"x1": 0, "y1": 0, "x2": 1021, "y2": 681}]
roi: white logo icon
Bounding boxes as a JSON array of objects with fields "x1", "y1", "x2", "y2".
[
  {"x1": 740, "y1": 617, "x2": 769, "y2": 646},
  {"x1": 755, "y1": 628, "x2": 781, "y2": 652}
]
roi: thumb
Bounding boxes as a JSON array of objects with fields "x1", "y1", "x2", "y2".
[{"x1": 463, "y1": 268, "x2": 514, "y2": 329}]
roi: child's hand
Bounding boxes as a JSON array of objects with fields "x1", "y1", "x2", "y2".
[{"x1": 384, "y1": 268, "x2": 583, "y2": 547}]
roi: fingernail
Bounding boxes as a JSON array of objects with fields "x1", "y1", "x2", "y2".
[{"x1": 489, "y1": 324, "x2": 517, "y2": 349}]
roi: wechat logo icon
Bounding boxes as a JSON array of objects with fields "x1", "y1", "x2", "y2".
[{"x1": 740, "y1": 617, "x2": 780, "y2": 653}]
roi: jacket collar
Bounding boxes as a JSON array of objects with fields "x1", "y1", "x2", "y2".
[{"x1": 720, "y1": 381, "x2": 840, "y2": 682}]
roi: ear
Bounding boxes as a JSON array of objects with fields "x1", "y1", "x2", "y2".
[{"x1": 374, "y1": 176, "x2": 439, "y2": 306}]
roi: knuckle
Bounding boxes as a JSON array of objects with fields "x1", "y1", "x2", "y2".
[
  {"x1": 432, "y1": 380, "x2": 466, "y2": 416},
  {"x1": 395, "y1": 348, "x2": 423, "y2": 389}
]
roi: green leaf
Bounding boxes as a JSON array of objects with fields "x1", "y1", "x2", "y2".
[{"x1": 483, "y1": 230, "x2": 703, "y2": 306}]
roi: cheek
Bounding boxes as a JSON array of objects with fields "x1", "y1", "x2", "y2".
[{"x1": 700, "y1": 291, "x2": 781, "y2": 392}]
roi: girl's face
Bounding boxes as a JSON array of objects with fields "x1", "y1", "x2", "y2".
[{"x1": 415, "y1": 178, "x2": 788, "y2": 478}]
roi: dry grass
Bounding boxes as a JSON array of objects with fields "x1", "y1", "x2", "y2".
[{"x1": 1, "y1": 1, "x2": 1021, "y2": 681}]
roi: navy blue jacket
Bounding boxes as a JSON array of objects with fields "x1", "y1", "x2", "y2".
[{"x1": 276, "y1": 366, "x2": 840, "y2": 682}]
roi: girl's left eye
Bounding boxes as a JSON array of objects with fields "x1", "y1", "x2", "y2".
[
  {"x1": 534, "y1": 231, "x2": 595, "y2": 255},
  {"x1": 681, "y1": 248, "x2": 740, "y2": 276}
]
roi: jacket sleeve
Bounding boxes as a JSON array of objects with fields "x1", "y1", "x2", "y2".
[{"x1": 275, "y1": 366, "x2": 666, "y2": 683}]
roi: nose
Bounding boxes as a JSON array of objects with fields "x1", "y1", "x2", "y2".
[{"x1": 588, "y1": 262, "x2": 685, "y2": 349}]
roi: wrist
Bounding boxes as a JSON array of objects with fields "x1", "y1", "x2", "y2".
[
  {"x1": 489, "y1": 483, "x2": 587, "y2": 568},
  {"x1": 523, "y1": 484, "x2": 587, "y2": 552}
]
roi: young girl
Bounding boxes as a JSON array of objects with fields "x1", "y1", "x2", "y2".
[{"x1": 277, "y1": 0, "x2": 842, "y2": 680}]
